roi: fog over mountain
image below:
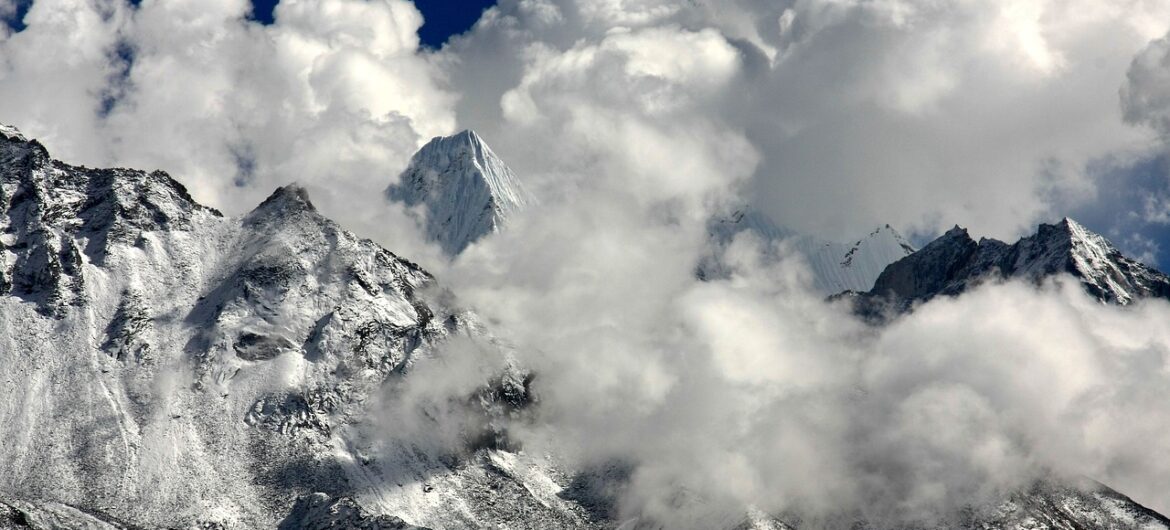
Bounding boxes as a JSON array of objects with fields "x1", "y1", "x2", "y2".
[{"x1": 5, "y1": 1, "x2": 1170, "y2": 529}]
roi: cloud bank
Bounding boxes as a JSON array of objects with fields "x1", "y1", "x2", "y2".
[{"x1": 452, "y1": 232, "x2": 1170, "y2": 527}]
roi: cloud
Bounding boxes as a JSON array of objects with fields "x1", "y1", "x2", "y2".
[
  {"x1": 447, "y1": 0, "x2": 1170, "y2": 242},
  {"x1": 408, "y1": 21, "x2": 1170, "y2": 524},
  {"x1": 495, "y1": 25, "x2": 756, "y2": 215},
  {"x1": 1124, "y1": 31, "x2": 1170, "y2": 140},
  {"x1": 0, "y1": 0, "x2": 456, "y2": 264},
  {"x1": 445, "y1": 225, "x2": 1170, "y2": 527},
  {"x1": 414, "y1": 10, "x2": 1170, "y2": 516}
]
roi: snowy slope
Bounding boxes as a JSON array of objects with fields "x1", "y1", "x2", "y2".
[
  {"x1": 387, "y1": 130, "x2": 533, "y2": 256},
  {"x1": 703, "y1": 209, "x2": 915, "y2": 294}
]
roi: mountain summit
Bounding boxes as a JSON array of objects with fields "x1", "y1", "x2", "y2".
[
  {"x1": 861, "y1": 218, "x2": 1170, "y2": 309},
  {"x1": 387, "y1": 130, "x2": 532, "y2": 255}
]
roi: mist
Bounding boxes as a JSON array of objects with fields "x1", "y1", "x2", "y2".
[{"x1": 419, "y1": 218, "x2": 1170, "y2": 528}]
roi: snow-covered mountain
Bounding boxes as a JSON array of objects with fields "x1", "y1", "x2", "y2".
[
  {"x1": 855, "y1": 218, "x2": 1170, "y2": 313},
  {"x1": 1, "y1": 123, "x2": 1167, "y2": 530},
  {"x1": 387, "y1": 130, "x2": 533, "y2": 256},
  {"x1": 702, "y1": 209, "x2": 915, "y2": 294},
  {"x1": 0, "y1": 125, "x2": 584, "y2": 529}
]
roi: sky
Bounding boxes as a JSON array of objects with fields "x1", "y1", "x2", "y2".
[
  {"x1": 1, "y1": 0, "x2": 495, "y2": 45},
  {"x1": 237, "y1": 0, "x2": 496, "y2": 47},
  {"x1": 5, "y1": 1, "x2": 1170, "y2": 527}
]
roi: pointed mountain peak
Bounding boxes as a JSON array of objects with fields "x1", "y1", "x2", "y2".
[
  {"x1": 454, "y1": 128, "x2": 485, "y2": 145},
  {"x1": 869, "y1": 223, "x2": 981, "y2": 301},
  {"x1": 868, "y1": 223, "x2": 913, "y2": 243},
  {"x1": 388, "y1": 130, "x2": 533, "y2": 256},
  {"x1": 1048, "y1": 217, "x2": 1097, "y2": 242},
  {"x1": 871, "y1": 224, "x2": 916, "y2": 255},
  {"x1": 942, "y1": 225, "x2": 970, "y2": 239},
  {"x1": 1032, "y1": 216, "x2": 1097, "y2": 241},
  {"x1": 264, "y1": 184, "x2": 316, "y2": 210},
  {"x1": 246, "y1": 184, "x2": 319, "y2": 226},
  {"x1": 1027, "y1": 217, "x2": 1115, "y2": 260},
  {"x1": 911, "y1": 224, "x2": 974, "y2": 254}
]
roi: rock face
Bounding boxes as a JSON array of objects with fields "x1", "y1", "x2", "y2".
[
  {"x1": 862, "y1": 218, "x2": 1170, "y2": 309},
  {"x1": 702, "y1": 209, "x2": 915, "y2": 294},
  {"x1": 387, "y1": 130, "x2": 532, "y2": 256}
]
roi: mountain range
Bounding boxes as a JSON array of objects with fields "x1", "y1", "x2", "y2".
[{"x1": 1, "y1": 123, "x2": 1168, "y2": 529}]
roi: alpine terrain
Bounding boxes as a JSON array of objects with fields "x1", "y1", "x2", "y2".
[{"x1": 0, "y1": 122, "x2": 1168, "y2": 530}]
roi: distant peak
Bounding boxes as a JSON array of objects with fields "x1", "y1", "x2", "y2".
[
  {"x1": 389, "y1": 128, "x2": 532, "y2": 256},
  {"x1": 865, "y1": 215, "x2": 1170, "y2": 308}
]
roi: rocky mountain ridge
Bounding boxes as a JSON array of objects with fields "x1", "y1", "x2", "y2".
[{"x1": 847, "y1": 218, "x2": 1170, "y2": 317}]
